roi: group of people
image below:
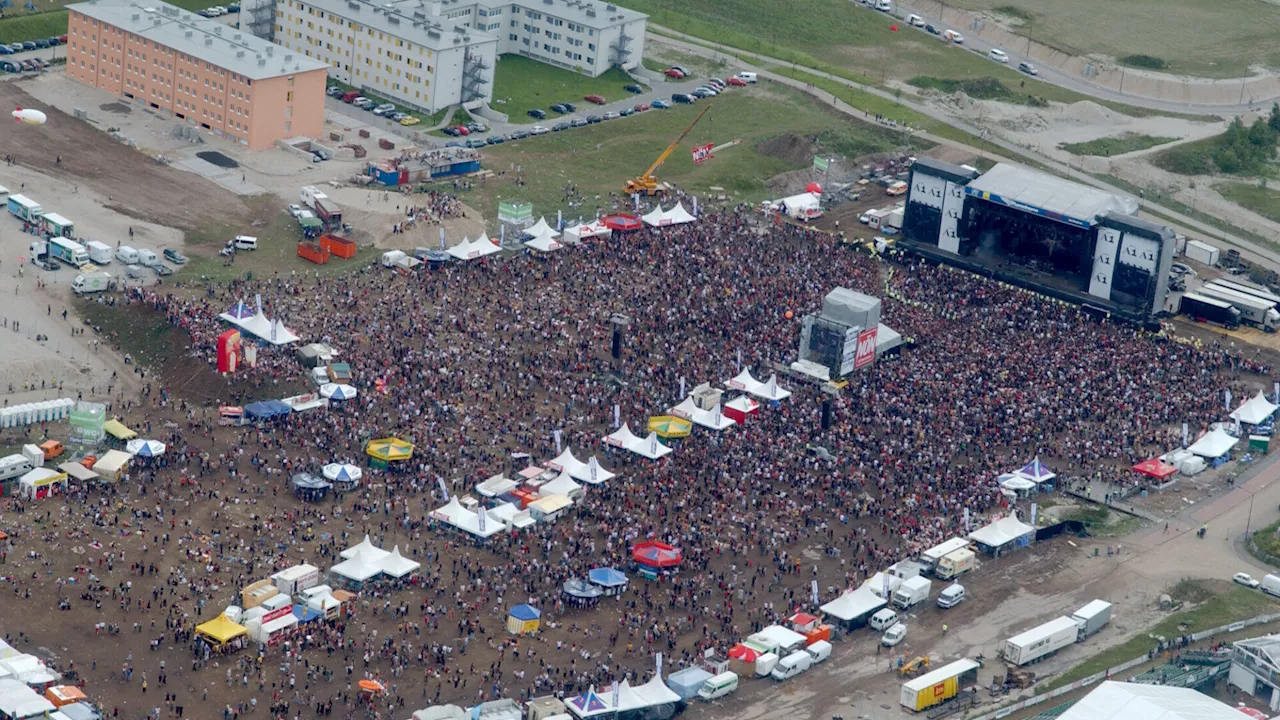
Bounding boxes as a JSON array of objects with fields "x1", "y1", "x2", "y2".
[{"x1": 5, "y1": 204, "x2": 1270, "y2": 719}]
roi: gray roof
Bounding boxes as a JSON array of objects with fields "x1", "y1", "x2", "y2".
[
  {"x1": 912, "y1": 155, "x2": 979, "y2": 184},
  {"x1": 1237, "y1": 635, "x2": 1280, "y2": 668},
  {"x1": 70, "y1": 0, "x2": 327, "y2": 80},
  {"x1": 967, "y1": 163, "x2": 1138, "y2": 225},
  {"x1": 1100, "y1": 210, "x2": 1171, "y2": 238},
  {"x1": 304, "y1": 0, "x2": 497, "y2": 51},
  {"x1": 467, "y1": 0, "x2": 646, "y2": 27}
]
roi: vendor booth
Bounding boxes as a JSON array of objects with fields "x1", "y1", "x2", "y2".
[
  {"x1": 562, "y1": 578, "x2": 604, "y2": 607},
  {"x1": 721, "y1": 396, "x2": 760, "y2": 425},
  {"x1": 588, "y1": 567, "x2": 628, "y2": 596},
  {"x1": 968, "y1": 515, "x2": 1035, "y2": 557},
  {"x1": 604, "y1": 424, "x2": 672, "y2": 460},
  {"x1": 103, "y1": 418, "x2": 136, "y2": 441},
  {"x1": 1231, "y1": 390, "x2": 1278, "y2": 426},
  {"x1": 58, "y1": 462, "x2": 99, "y2": 485},
  {"x1": 647, "y1": 415, "x2": 692, "y2": 440},
  {"x1": 92, "y1": 450, "x2": 131, "y2": 482},
  {"x1": 546, "y1": 448, "x2": 616, "y2": 485},
  {"x1": 17, "y1": 467, "x2": 66, "y2": 499},
  {"x1": 329, "y1": 548, "x2": 384, "y2": 590},
  {"x1": 194, "y1": 615, "x2": 248, "y2": 652},
  {"x1": 528, "y1": 493, "x2": 573, "y2": 523},
  {"x1": 244, "y1": 401, "x2": 292, "y2": 421},
  {"x1": 632, "y1": 541, "x2": 682, "y2": 578},
  {"x1": 1133, "y1": 458, "x2": 1178, "y2": 481},
  {"x1": 1014, "y1": 457, "x2": 1055, "y2": 490},
  {"x1": 507, "y1": 604, "x2": 541, "y2": 635},
  {"x1": 820, "y1": 585, "x2": 887, "y2": 634},
  {"x1": 125, "y1": 439, "x2": 166, "y2": 458},
  {"x1": 600, "y1": 213, "x2": 642, "y2": 232},
  {"x1": 320, "y1": 383, "x2": 358, "y2": 401},
  {"x1": 322, "y1": 463, "x2": 363, "y2": 492},
  {"x1": 1188, "y1": 427, "x2": 1240, "y2": 459},
  {"x1": 44, "y1": 685, "x2": 86, "y2": 708},
  {"x1": 378, "y1": 546, "x2": 421, "y2": 584},
  {"x1": 291, "y1": 472, "x2": 333, "y2": 501},
  {"x1": 365, "y1": 437, "x2": 414, "y2": 468}
]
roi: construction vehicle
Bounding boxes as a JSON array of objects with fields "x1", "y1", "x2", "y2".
[
  {"x1": 899, "y1": 656, "x2": 930, "y2": 677},
  {"x1": 624, "y1": 104, "x2": 711, "y2": 195}
]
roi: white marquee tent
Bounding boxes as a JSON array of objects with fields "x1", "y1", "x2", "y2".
[
  {"x1": 430, "y1": 497, "x2": 506, "y2": 539},
  {"x1": 379, "y1": 546, "x2": 421, "y2": 579},
  {"x1": 541, "y1": 471, "x2": 584, "y2": 499},
  {"x1": 968, "y1": 516, "x2": 1035, "y2": 550},
  {"x1": 641, "y1": 205, "x2": 669, "y2": 227},
  {"x1": 546, "y1": 448, "x2": 616, "y2": 484},
  {"x1": 661, "y1": 202, "x2": 696, "y2": 225},
  {"x1": 525, "y1": 217, "x2": 559, "y2": 238},
  {"x1": 670, "y1": 397, "x2": 737, "y2": 431},
  {"x1": 524, "y1": 232, "x2": 563, "y2": 252},
  {"x1": 603, "y1": 424, "x2": 672, "y2": 460},
  {"x1": 1230, "y1": 390, "x2": 1278, "y2": 425},
  {"x1": 339, "y1": 534, "x2": 391, "y2": 563},
  {"x1": 563, "y1": 221, "x2": 611, "y2": 243},
  {"x1": 1187, "y1": 427, "x2": 1240, "y2": 458},
  {"x1": 726, "y1": 369, "x2": 792, "y2": 401},
  {"x1": 1058, "y1": 681, "x2": 1248, "y2": 720},
  {"x1": 329, "y1": 548, "x2": 384, "y2": 583}
]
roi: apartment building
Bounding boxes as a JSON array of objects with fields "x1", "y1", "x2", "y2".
[
  {"x1": 66, "y1": 0, "x2": 328, "y2": 149},
  {"x1": 268, "y1": 0, "x2": 645, "y2": 113}
]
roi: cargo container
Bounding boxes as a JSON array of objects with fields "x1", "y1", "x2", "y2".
[
  {"x1": 1184, "y1": 240, "x2": 1219, "y2": 266},
  {"x1": 48, "y1": 238, "x2": 88, "y2": 266},
  {"x1": 920, "y1": 538, "x2": 971, "y2": 572},
  {"x1": 935, "y1": 549, "x2": 976, "y2": 580},
  {"x1": 319, "y1": 233, "x2": 356, "y2": 259},
  {"x1": 297, "y1": 241, "x2": 330, "y2": 265},
  {"x1": 1071, "y1": 599, "x2": 1112, "y2": 640},
  {"x1": 6, "y1": 193, "x2": 41, "y2": 222},
  {"x1": 314, "y1": 198, "x2": 343, "y2": 228},
  {"x1": 1002, "y1": 616, "x2": 1079, "y2": 665},
  {"x1": 899, "y1": 658, "x2": 980, "y2": 712}
]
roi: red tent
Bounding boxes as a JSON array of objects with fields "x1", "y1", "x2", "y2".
[
  {"x1": 1132, "y1": 458, "x2": 1178, "y2": 480},
  {"x1": 601, "y1": 213, "x2": 642, "y2": 232},
  {"x1": 632, "y1": 540, "x2": 682, "y2": 569},
  {"x1": 728, "y1": 643, "x2": 761, "y2": 662}
]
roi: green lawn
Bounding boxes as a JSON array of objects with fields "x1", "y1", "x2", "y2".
[
  {"x1": 1059, "y1": 133, "x2": 1177, "y2": 157},
  {"x1": 1216, "y1": 182, "x2": 1280, "y2": 225},
  {"x1": 945, "y1": 0, "x2": 1280, "y2": 79},
  {"x1": 78, "y1": 298, "x2": 176, "y2": 369},
  {"x1": 492, "y1": 55, "x2": 646, "y2": 124},
  {"x1": 455, "y1": 85, "x2": 908, "y2": 220},
  {"x1": 1045, "y1": 580, "x2": 1280, "y2": 690},
  {"x1": 908, "y1": 76, "x2": 1048, "y2": 106}
]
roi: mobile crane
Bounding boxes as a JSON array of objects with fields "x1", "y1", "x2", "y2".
[{"x1": 624, "y1": 104, "x2": 711, "y2": 196}]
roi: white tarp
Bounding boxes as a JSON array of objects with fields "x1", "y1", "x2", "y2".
[
  {"x1": 430, "y1": 497, "x2": 506, "y2": 539},
  {"x1": 476, "y1": 473, "x2": 519, "y2": 498},
  {"x1": 542, "y1": 471, "x2": 584, "y2": 498},
  {"x1": 220, "y1": 309, "x2": 300, "y2": 346},
  {"x1": 968, "y1": 516, "x2": 1034, "y2": 548},
  {"x1": 603, "y1": 423, "x2": 672, "y2": 460},
  {"x1": 572, "y1": 454, "x2": 615, "y2": 485},
  {"x1": 1230, "y1": 390, "x2": 1278, "y2": 425},
  {"x1": 1187, "y1": 427, "x2": 1240, "y2": 458},
  {"x1": 726, "y1": 368, "x2": 791, "y2": 401},
  {"x1": 563, "y1": 221, "x2": 611, "y2": 243},
  {"x1": 546, "y1": 448, "x2": 587, "y2": 477}
]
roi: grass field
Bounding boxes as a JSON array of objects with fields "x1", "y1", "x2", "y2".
[
  {"x1": 1216, "y1": 182, "x2": 1280, "y2": 225},
  {"x1": 1059, "y1": 133, "x2": 1177, "y2": 157},
  {"x1": 908, "y1": 76, "x2": 1048, "y2": 106},
  {"x1": 946, "y1": 0, "x2": 1280, "y2": 78},
  {"x1": 491, "y1": 55, "x2": 645, "y2": 124},
  {"x1": 1044, "y1": 579, "x2": 1280, "y2": 690},
  {"x1": 454, "y1": 85, "x2": 908, "y2": 219}
]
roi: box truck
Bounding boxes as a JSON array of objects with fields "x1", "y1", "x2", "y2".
[
  {"x1": 935, "y1": 549, "x2": 976, "y2": 580},
  {"x1": 1184, "y1": 240, "x2": 1219, "y2": 267},
  {"x1": 1002, "y1": 616, "x2": 1079, "y2": 665},
  {"x1": 85, "y1": 241, "x2": 113, "y2": 265},
  {"x1": 1207, "y1": 279, "x2": 1280, "y2": 307},
  {"x1": 1196, "y1": 284, "x2": 1280, "y2": 331},
  {"x1": 6, "y1": 193, "x2": 41, "y2": 222},
  {"x1": 72, "y1": 272, "x2": 116, "y2": 295},
  {"x1": 1179, "y1": 292, "x2": 1241, "y2": 330},
  {"x1": 48, "y1": 237, "x2": 88, "y2": 266},
  {"x1": 899, "y1": 658, "x2": 980, "y2": 712},
  {"x1": 1071, "y1": 600, "x2": 1112, "y2": 640},
  {"x1": 1262, "y1": 574, "x2": 1280, "y2": 598},
  {"x1": 892, "y1": 576, "x2": 932, "y2": 610},
  {"x1": 920, "y1": 538, "x2": 970, "y2": 573}
]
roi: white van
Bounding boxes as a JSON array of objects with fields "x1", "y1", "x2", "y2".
[
  {"x1": 1262, "y1": 574, "x2": 1280, "y2": 598},
  {"x1": 137, "y1": 249, "x2": 158, "y2": 267},
  {"x1": 116, "y1": 245, "x2": 139, "y2": 264},
  {"x1": 736, "y1": 71, "x2": 757, "y2": 83},
  {"x1": 770, "y1": 650, "x2": 813, "y2": 681},
  {"x1": 937, "y1": 583, "x2": 966, "y2": 609},
  {"x1": 233, "y1": 235, "x2": 258, "y2": 250},
  {"x1": 881, "y1": 623, "x2": 908, "y2": 647},
  {"x1": 870, "y1": 608, "x2": 899, "y2": 632},
  {"x1": 805, "y1": 640, "x2": 832, "y2": 664},
  {"x1": 875, "y1": 0, "x2": 891, "y2": 10},
  {"x1": 753, "y1": 652, "x2": 779, "y2": 677},
  {"x1": 988, "y1": 48, "x2": 1009, "y2": 63},
  {"x1": 696, "y1": 671, "x2": 739, "y2": 701},
  {"x1": 944, "y1": 29, "x2": 964, "y2": 44},
  {"x1": 906, "y1": 13, "x2": 924, "y2": 26}
]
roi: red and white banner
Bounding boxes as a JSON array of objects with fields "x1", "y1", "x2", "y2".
[
  {"x1": 854, "y1": 327, "x2": 877, "y2": 370},
  {"x1": 691, "y1": 143, "x2": 714, "y2": 165},
  {"x1": 263, "y1": 606, "x2": 293, "y2": 623}
]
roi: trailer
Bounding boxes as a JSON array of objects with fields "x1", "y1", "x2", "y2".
[
  {"x1": 920, "y1": 538, "x2": 971, "y2": 572},
  {"x1": 48, "y1": 237, "x2": 88, "y2": 266},
  {"x1": 1207, "y1": 279, "x2": 1280, "y2": 307},
  {"x1": 1195, "y1": 285, "x2": 1280, "y2": 331},
  {"x1": 1071, "y1": 599, "x2": 1112, "y2": 640},
  {"x1": 41, "y1": 212, "x2": 74, "y2": 238},
  {"x1": 314, "y1": 198, "x2": 343, "y2": 229},
  {"x1": 1184, "y1": 240, "x2": 1219, "y2": 266},
  {"x1": 1002, "y1": 616, "x2": 1078, "y2": 666},
  {"x1": 72, "y1": 272, "x2": 116, "y2": 295},
  {"x1": 899, "y1": 658, "x2": 980, "y2": 712},
  {"x1": 1179, "y1": 292, "x2": 1241, "y2": 330},
  {"x1": 7, "y1": 194, "x2": 41, "y2": 222}
]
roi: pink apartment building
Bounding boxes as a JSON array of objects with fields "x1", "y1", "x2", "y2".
[{"x1": 66, "y1": 0, "x2": 329, "y2": 149}]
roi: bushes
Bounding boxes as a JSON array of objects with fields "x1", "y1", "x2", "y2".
[
  {"x1": 1155, "y1": 104, "x2": 1280, "y2": 176},
  {"x1": 1122, "y1": 55, "x2": 1166, "y2": 70}
]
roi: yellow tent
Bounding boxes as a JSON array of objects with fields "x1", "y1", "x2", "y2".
[
  {"x1": 648, "y1": 415, "x2": 692, "y2": 439},
  {"x1": 365, "y1": 437, "x2": 414, "y2": 462},
  {"x1": 195, "y1": 615, "x2": 248, "y2": 645},
  {"x1": 104, "y1": 418, "x2": 137, "y2": 441}
]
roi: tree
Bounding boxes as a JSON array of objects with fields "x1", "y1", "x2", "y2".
[
  {"x1": 1214, "y1": 147, "x2": 1242, "y2": 174},
  {"x1": 1269, "y1": 102, "x2": 1280, "y2": 133}
]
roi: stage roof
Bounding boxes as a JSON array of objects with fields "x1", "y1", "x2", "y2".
[{"x1": 966, "y1": 163, "x2": 1138, "y2": 228}]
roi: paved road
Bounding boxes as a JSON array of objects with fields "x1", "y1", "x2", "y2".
[{"x1": 648, "y1": 30, "x2": 1280, "y2": 270}]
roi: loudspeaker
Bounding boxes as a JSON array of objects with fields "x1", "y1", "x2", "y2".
[
  {"x1": 611, "y1": 330, "x2": 621, "y2": 360},
  {"x1": 821, "y1": 398, "x2": 831, "y2": 430}
]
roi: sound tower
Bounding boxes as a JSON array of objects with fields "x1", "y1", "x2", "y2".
[
  {"x1": 609, "y1": 314, "x2": 631, "y2": 361},
  {"x1": 821, "y1": 398, "x2": 831, "y2": 430}
]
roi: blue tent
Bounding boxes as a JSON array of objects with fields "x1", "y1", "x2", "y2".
[
  {"x1": 568, "y1": 687, "x2": 607, "y2": 715},
  {"x1": 509, "y1": 604, "x2": 541, "y2": 621},
  {"x1": 292, "y1": 604, "x2": 325, "y2": 623},
  {"x1": 588, "y1": 567, "x2": 627, "y2": 588},
  {"x1": 245, "y1": 400, "x2": 293, "y2": 420}
]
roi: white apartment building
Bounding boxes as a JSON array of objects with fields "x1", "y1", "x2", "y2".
[{"x1": 267, "y1": 0, "x2": 645, "y2": 113}]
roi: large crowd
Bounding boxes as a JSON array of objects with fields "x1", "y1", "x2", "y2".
[{"x1": 9, "y1": 205, "x2": 1271, "y2": 720}]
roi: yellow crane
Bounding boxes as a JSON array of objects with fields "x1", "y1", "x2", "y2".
[{"x1": 624, "y1": 104, "x2": 711, "y2": 196}]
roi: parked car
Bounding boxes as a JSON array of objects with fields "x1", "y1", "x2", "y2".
[
  {"x1": 56, "y1": 35, "x2": 67, "y2": 44},
  {"x1": 623, "y1": 84, "x2": 643, "y2": 94},
  {"x1": 527, "y1": 108, "x2": 547, "y2": 119},
  {"x1": 0, "y1": 46, "x2": 11, "y2": 55},
  {"x1": 454, "y1": 125, "x2": 470, "y2": 135},
  {"x1": 8, "y1": 43, "x2": 22, "y2": 52},
  {"x1": 441, "y1": 126, "x2": 459, "y2": 136},
  {"x1": 1235, "y1": 572, "x2": 1261, "y2": 588},
  {"x1": 664, "y1": 68, "x2": 685, "y2": 79},
  {"x1": 1171, "y1": 262, "x2": 1196, "y2": 277},
  {"x1": 465, "y1": 138, "x2": 487, "y2": 148},
  {"x1": 35, "y1": 258, "x2": 59, "y2": 271},
  {"x1": 925, "y1": 23, "x2": 941, "y2": 35},
  {"x1": 671, "y1": 65, "x2": 690, "y2": 76},
  {"x1": 33, "y1": 39, "x2": 48, "y2": 49},
  {"x1": 552, "y1": 122, "x2": 570, "y2": 132},
  {"x1": 529, "y1": 125, "x2": 549, "y2": 135},
  {"x1": 326, "y1": 86, "x2": 343, "y2": 97},
  {"x1": 583, "y1": 94, "x2": 606, "y2": 105},
  {"x1": 126, "y1": 263, "x2": 146, "y2": 277},
  {"x1": 227, "y1": 3, "x2": 240, "y2": 11},
  {"x1": 708, "y1": 78, "x2": 725, "y2": 88},
  {"x1": 907, "y1": 13, "x2": 924, "y2": 26},
  {"x1": 672, "y1": 93, "x2": 695, "y2": 103},
  {"x1": 445, "y1": 140, "x2": 463, "y2": 148},
  {"x1": 510, "y1": 129, "x2": 531, "y2": 139},
  {"x1": 570, "y1": 118, "x2": 588, "y2": 127},
  {"x1": 560, "y1": 102, "x2": 577, "y2": 112},
  {"x1": 585, "y1": 115, "x2": 602, "y2": 124},
  {"x1": 651, "y1": 99, "x2": 671, "y2": 109},
  {"x1": 619, "y1": 108, "x2": 635, "y2": 117},
  {"x1": 152, "y1": 263, "x2": 174, "y2": 277},
  {"x1": 21, "y1": 41, "x2": 35, "y2": 51},
  {"x1": 399, "y1": 116, "x2": 420, "y2": 126},
  {"x1": 692, "y1": 88, "x2": 715, "y2": 98},
  {"x1": 373, "y1": 103, "x2": 396, "y2": 116},
  {"x1": 726, "y1": 76, "x2": 747, "y2": 86},
  {"x1": 0, "y1": 61, "x2": 17, "y2": 73},
  {"x1": 603, "y1": 111, "x2": 619, "y2": 120},
  {"x1": 634, "y1": 103, "x2": 650, "y2": 112},
  {"x1": 163, "y1": 248, "x2": 187, "y2": 265},
  {"x1": 390, "y1": 112, "x2": 408, "y2": 122},
  {"x1": 551, "y1": 103, "x2": 569, "y2": 113},
  {"x1": 21, "y1": 60, "x2": 36, "y2": 71},
  {"x1": 467, "y1": 122, "x2": 487, "y2": 133},
  {"x1": 988, "y1": 48, "x2": 1009, "y2": 63},
  {"x1": 1018, "y1": 61, "x2": 1038, "y2": 75},
  {"x1": 486, "y1": 134, "x2": 506, "y2": 143},
  {"x1": 287, "y1": 204, "x2": 303, "y2": 218},
  {"x1": 352, "y1": 97, "x2": 372, "y2": 108}
]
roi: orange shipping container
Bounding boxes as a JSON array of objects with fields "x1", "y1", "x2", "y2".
[
  {"x1": 320, "y1": 233, "x2": 357, "y2": 259},
  {"x1": 805, "y1": 625, "x2": 832, "y2": 645},
  {"x1": 298, "y1": 242, "x2": 330, "y2": 265}
]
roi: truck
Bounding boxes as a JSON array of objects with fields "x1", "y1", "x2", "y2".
[
  {"x1": 300, "y1": 186, "x2": 329, "y2": 206},
  {"x1": 920, "y1": 538, "x2": 971, "y2": 573},
  {"x1": 1207, "y1": 279, "x2": 1280, "y2": 308},
  {"x1": 1179, "y1": 292, "x2": 1241, "y2": 330},
  {"x1": 891, "y1": 576, "x2": 932, "y2": 610},
  {"x1": 7, "y1": 193, "x2": 41, "y2": 223},
  {"x1": 85, "y1": 241, "x2": 113, "y2": 265},
  {"x1": 48, "y1": 237, "x2": 88, "y2": 266},
  {"x1": 314, "y1": 197, "x2": 343, "y2": 229},
  {"x1": 865, "y1": 208, "x2": 890, "y2": 230},
  {"x1": 1195, "y1": 285, "x2": 1280, "y2": 331},
  {"x1": 1002, "y1": 616, "x2": 1079, "y2": 666},
  {"x1": 935, "y1": 548, "x2": 976, "y2": 580},
  {"x1": 72, "y1": 272, "x2": 116, "y2": 295},
  {"x1": 1262, "y1": 574, "x2": 1280, "y2": 599},
  {"x1": 137, "y1": 249, "x2": 158, "y2": 267},
  {"x1": 1184, "y1": 240, "x2": 1219, "y2": 266},
  {"x1": 116, "y1": 245, "x2": 139, "y2": 264},
  {"x1": 1070, "y1": 599, "x2": 1112, "y2": 640}
]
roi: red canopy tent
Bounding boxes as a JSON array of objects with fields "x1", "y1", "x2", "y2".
[
  {"x1": 601, "y1": 213, "x2": 642, "y2": 232},
  {"x1": 1132, "y1": 458, "x2": 1178, "y2": 480},
  {"x1": 728, "y1": 644, "x2": 761, "y2": 662},
  {"x1": 632, "y1": 540, "x2": 682, "y2": 569}
]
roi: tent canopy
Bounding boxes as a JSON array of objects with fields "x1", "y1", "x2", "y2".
[
  {"x1": 244, "y1": 401, "x2": 292, "y2": 419},
  {"x1": 1015, "y1": 457, "x2": 1056, "y2": 484},
  {"x1": 968, "y1": 516, "x2": 1035, "y2": 548},
  {"x1": 1133, "y1": 458, "x2": 1178, "y2": 480},
  {"x1": 1231, "y1": 390, "x2": 1278, "y2": 425},
  {"x1": 103, "y1": 418, "x2": 136, "y2": 440},
  {"x1": 633, "y1": 540, "x2": 682, "y2": 568},
  {"x1": 588, "y1": 567, "x2": 627, "y2": 587},
  {"x1": 366, "y1": 437, "x2": 414, "y2": 461},
  {"x1": 820, "y1": 585, "x2": 887, "y2": 622},
  {"x1": 509, "y1": 604, "x2": 541, "y2": 621},
  {"x1": 291, "y1": 472, "x2": 332, "y2": 490},
  {"x1": 195, "y1": 615, "x2": 248, "y2": 644},
  {"x1": 1187, "y1": 427, "x2": 1240, "y2": 458},
  {"x1": 125, "y1": 439, "x2": 166, "y2": 457}
]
